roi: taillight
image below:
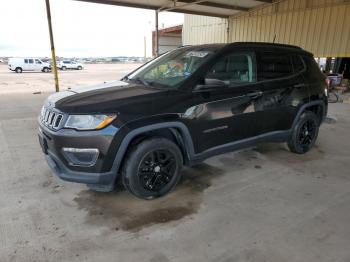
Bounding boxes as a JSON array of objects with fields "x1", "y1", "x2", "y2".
[{"x1": 325, "y1": 78, "x2": 331, "y2": 89}]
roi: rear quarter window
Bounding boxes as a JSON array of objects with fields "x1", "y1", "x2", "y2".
[
  {"x1": 291, "y1": 55, "x2": 305, "y2": 73},
  {"x1": 257, "y1": 52, "x2": 293, "y2": 81}
]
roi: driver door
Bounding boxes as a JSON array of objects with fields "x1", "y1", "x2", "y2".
[{"x1": 188, "y1": 50, "x2": 266, "y2": 153}]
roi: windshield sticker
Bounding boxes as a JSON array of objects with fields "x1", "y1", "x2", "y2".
[{"x1": 185, "y1": 51, "x2": 209, "y2": 58}]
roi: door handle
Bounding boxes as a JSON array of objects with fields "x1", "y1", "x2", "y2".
[
  {"x1": 247, "y1": 91, "x2": 263, "y2": 99},
  {"x1": 294, "y1": 83, "x2": 306, "y2": 89}
]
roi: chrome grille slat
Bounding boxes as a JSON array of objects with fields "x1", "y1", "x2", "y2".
[{"x1": 40, "y1": 106, "x2": 63, "y2": 130}]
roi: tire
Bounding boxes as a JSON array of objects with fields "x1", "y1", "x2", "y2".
[
  {"x1": 122, "y1": 137, "x2": 183, "y2": 199},
  {"x1": 287, "y1": 111, "x2": 319, "y2": 154},
  {"x1": 43, "y1": 67, "x2": 49, "y2": 73},
  {"x1": 77, "y1": 66, "x2": 82, "y2": 70},
  {"x1": 15, "y1": 67, "x2": 22, "y2": 73},
  {"x1": 62, "y1": 66, "x2": 67, "y2": 71}
]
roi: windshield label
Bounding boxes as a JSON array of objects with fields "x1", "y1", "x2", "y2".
[{"x1": 185, "y1": 51, "x2": 209, "y2": 58}]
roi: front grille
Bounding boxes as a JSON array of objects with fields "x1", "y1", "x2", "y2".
[{"x1": 40, "y1": 107, "x2": 64, "y2": 130}]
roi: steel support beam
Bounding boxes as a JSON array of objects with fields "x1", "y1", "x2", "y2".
[
  {"x1": 155, "y1": 10, "x2": 159, "y2": 56},
  {"x1": 179, "y1": 0, "x2": 249, "y2": 12},
  {"x1": 45, "y1": 0, "x2": 59, "y2": 92}
]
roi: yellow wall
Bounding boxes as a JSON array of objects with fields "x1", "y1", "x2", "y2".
[
  {"x1": 183, "y1": 0, "x2": 350, "y2": 57},
  {"x1": 182, "y1": 15, "x2": 228, "y2": 45}
]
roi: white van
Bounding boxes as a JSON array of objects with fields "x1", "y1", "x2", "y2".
[{"x1": 8, "y1": 58, "x2": 51, "y2": 73}]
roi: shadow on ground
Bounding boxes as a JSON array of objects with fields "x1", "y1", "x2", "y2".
[{"x1": 74, "y1": 163, "x2": 224, "y2": 232}]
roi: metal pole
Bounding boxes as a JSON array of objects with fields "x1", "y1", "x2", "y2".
[
  {"x1": 155, "y1": 10, "x2": 159, "y2": 57},
  {"x1": 144, "y1": 36, "x2": 147, "y2": 62},
  {"x1": 45, "y1": 0, "x2": 59, "y2": 92}
]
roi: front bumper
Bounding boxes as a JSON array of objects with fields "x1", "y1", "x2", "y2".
[{"x1": 38, "y1": 121, "x2": 120, "y2": 191}]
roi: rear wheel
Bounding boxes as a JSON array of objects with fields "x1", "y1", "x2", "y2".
[
  {"x1": 287, "y1": 111, "x2": 319, "y2": 154},
  {"x1": 61, "y1": 66, "x2": 67, "y2": 71},
  {"x1": 15, "y1": 67, "x2": 22, "y2": 73},
  {"x1": 122, "y1": 138, "x2": 183, "y2": 199}
]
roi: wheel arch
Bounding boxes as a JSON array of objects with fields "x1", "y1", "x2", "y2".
[
  {"x1": 111, "y1": 122, "x2": 195, "y2": 183},
  {"x1": 292, "y1": 100, "x2": 326, "y2": 127}
]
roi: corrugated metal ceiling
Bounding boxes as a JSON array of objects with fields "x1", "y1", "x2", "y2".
[{"x1": 74, "y1": 0, "x2": 272, "y2": 18}]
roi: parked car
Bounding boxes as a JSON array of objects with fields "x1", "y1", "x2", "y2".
[
  {"x1": 8, "y1": 57, "x2": 51, "y2": 73},
  {"x1": 38, "y1": 42, "x2": 328, "y2": 199},
  {"x1": 57, "y1": 60, "x2": 83, "y2": 70}
]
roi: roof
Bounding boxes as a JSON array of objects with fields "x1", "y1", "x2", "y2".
[
  {"x1": 153, "y1": 25, "x2": 183, "y2": 35},
  {"x1": 179, "y1": 42, "x2": 312, "y2": 55},
  {"x1": 74, "y1": 0, "x2": 272, "y2": 18}
]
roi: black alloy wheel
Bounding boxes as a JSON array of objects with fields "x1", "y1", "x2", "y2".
[
  {"x1": 122, "y1": 138, "x2": 183, "y2": 199},
  {"x1": 288, "y1": 111, "x2": 319, "y2": 154},
  {"x1": 138, "y1": 149, "x2": 177, "y2": 192},
  {"x1": 298, "y1": 119, "x2": 317, "y2": 151}
]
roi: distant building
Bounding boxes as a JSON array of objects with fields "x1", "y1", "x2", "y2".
[{"x1": 152, "y1": 25, "x2": 182, "y2": 57}]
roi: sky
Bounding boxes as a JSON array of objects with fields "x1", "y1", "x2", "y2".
[{"x1": 0, "y1": 0, "x2": 184, "y2": 57}]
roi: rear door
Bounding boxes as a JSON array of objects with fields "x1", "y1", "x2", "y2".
[
  {"x1": 27, "y1": 58, "x2": 35, "y2": 71},
  {"x1": 23, "y1": 59, "x2": 30, "y2": 70},
  {"x1": 256, "y1": 51, "x2": 306, "y2": 133}
]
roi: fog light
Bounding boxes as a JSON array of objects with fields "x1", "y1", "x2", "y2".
[{"x1": 62, "y1": 148, "x2": 99, "y2": 167}]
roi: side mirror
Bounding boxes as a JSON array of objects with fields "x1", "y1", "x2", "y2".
[{"x1": 194, "y1": 78, "x2": 228, "y2": 91}]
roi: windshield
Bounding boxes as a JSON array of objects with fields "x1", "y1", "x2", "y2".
[{"x1": 127, "y1": 48, "x2": 214, "y2": 88}]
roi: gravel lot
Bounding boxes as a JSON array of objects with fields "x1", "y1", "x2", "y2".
[
  {"x1": 1, "y1": 64, "x2": 350, "y2": 262},
  {"x1": 0, "y1": 63, "x2": 141, "y2": 94}
]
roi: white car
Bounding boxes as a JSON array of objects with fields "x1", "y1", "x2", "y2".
[
  {"x1": 8, "y1": 57, "x2": 51, "y2": 73},
  {"x1": 57, "y1": 60, "x2": 83, "y2": 70}
]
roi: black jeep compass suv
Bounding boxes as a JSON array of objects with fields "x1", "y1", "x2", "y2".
[{"x1": 38, "y1": 42, "x2": 327, "y2": 199}]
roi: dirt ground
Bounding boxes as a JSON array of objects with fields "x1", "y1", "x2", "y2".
[
  {"x1": 1, "y1": 64, "x2": 350, "y2": 262},
  {"x1": 0, "y1": 63, "x2": 141, "y2": 94}
]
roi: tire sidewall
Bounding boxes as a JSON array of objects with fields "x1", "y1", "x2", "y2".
[
  {"x1": 290, "y1": 112, "x2": 319, "y2": 154},
  {"x1": 16, "y1": 67, "x2": 22, "y2": 73},
  {"x1": 123, "y1": 138, "x2": 183, "y2": 199}
]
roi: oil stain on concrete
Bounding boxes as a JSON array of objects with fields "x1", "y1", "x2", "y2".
[{"x1": 73, "y1": 163, "x2": 224, "y2": 232}]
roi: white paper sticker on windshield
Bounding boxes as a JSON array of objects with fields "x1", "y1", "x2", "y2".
[{"x1": 185, "y1": 51, "x2": 209, "y2": 58}]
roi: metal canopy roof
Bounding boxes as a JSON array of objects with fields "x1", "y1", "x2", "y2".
[{"x1": 74, "y1": 0, "x2": 272, "y2": 18}]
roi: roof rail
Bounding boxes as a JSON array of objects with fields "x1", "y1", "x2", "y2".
[{"x1": 231, "y1": 42, "x2": 302, "y2": 50}]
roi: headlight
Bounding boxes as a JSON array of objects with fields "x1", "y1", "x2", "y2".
[{"x1": 64, "y1": 114, "x2": 116, "y2": 130}]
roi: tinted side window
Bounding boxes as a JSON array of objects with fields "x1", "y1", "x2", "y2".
[
  {"x1": 35, "y1": 59, "x2": 42, "y2": 64},
  {"x1": 206, "y1": 52, "x2": 256, "y2": 85},
  {"x1": 291, "y1": 55, "x2": 305, "y2": 73},
  {"x1": 28, "y1": 59, "x2": 34, "y2": 64},
  {"x1": 258, "y1": 52, "x2": 293, "y2": 81},
  {"x1": 24, "y1": 59, "x2": 28, "y2": 63}
]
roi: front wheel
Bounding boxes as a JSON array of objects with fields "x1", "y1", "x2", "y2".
[
  {"x1": 42, "y1": 67, "x2": 49, "y2": 73},
  {"x1": 122, "y1": 138, "x2": 183, "y2": 199},
  {"x1": 287, "y1": 111, "x2": 319, "y2": 154},
  {"x1": 77, "y1": 66, "x2": 82, "y2": 70}
]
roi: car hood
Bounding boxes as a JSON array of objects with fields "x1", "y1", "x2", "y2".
[{"x1": 50, "y1": 80, "x2": 168, "y2": 114}]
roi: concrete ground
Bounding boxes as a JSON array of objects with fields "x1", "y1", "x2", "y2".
[{"x1": 0, "y1": 64, "x2": 350, "y2": 262}]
